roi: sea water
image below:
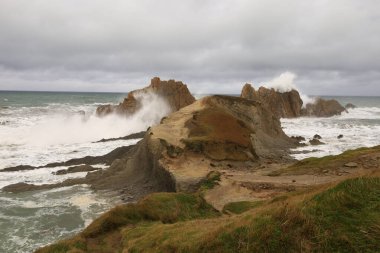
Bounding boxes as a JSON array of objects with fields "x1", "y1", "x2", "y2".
[
  {"x1": 0, "y1": 92, "x2": 379, "y2": 252},
  {"x1": 281, "y1": 96, "x2": 380, "y2": 159},
  {"x1": 0, "y1": 91, "x2": 171, "y2": 253}
]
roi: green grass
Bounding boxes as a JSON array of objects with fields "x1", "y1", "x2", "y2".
[
  {"x1": 223, "y1": 200, "x2": 264, "y2": 214},
  {"x1": 199, "y1": 171, "x2": 221, "y2": 191},
  {"x1": 305, "y1": 177, "x2": 380, "y2": 252},
  {"x1": 272, "y1": 145, "x2": 380, "y2": 175},
  {"x1": 37, "y1": 176, "x2": 380, "y2": 253}
]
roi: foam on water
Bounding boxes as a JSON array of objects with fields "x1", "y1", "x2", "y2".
[
  {"x1": 0, "y1": 91, "x2": 170, "y2": 253},
  {"x1": 281, "y1": 107, "x2": 380, "y2": 160},
  {"x1": 0, "y1": 185, "x2": 115, "y2": 253}
]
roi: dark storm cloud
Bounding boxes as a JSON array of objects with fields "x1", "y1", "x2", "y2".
[{"x1": 0, "y1": 0, "x2": 379, "y2": 95}]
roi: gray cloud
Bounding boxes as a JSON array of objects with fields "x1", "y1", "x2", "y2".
[{"x1": 0, "y1": 0, "x2": 379, "y2": 95}]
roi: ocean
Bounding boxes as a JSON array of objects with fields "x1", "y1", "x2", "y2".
[{"x1": 0, "y1": 91, "x2": 380, "y2": 252}]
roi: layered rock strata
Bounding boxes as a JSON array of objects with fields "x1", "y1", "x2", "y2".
[
  {"x1": 96, "y1": 77, "x2": 195, "y2": 116},
  {"x1": 241, "y1": 83, "x2": 346, "y2": 118}
]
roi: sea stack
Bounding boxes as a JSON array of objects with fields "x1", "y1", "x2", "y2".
[
  {"x1": 241, "y1": 83, "x2": 346, "y2": 118},
  {"x1": 96, "y1": 77, "x2": 196, "y2": 116}
]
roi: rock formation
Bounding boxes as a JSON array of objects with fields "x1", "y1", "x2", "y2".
[
  {"x1": 100, "y1": 95, "x2": 297, "y2": 192},
  {"x1": 241, "y1": 84, "x2": 303, "y2": 118},
  {"x1": 96, "y1": 77, "x2": 195, "y2": 116},
  {"x1": 301, "y1": 98, "x2": 346, "y2": 117},
  {"x1": 240, "y1": 83, "x2": 346, "y2": 118}
]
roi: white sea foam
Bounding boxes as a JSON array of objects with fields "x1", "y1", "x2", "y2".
[
  {"x1": 281, "y1": 107, "x2": 380, "y2": 160},
  {"x1": 0, "y1": 92, "x2": 169, "y2": 169}
]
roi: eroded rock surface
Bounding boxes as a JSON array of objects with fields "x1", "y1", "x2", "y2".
[
  {"x1": 241, "y1": 84, "x2": 303, "y2": 118},
  {"x1": 96, "y1": 77, "x2": 195, "y2": 116},
  {"x1": 301, "y1": 98, "x2": 346, "y2": 117},
  {"x1": 240, "y1": 84, "x2": 346, "y2": 118}
]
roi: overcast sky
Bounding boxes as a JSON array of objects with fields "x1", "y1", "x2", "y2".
[{"x1": 0, "y1": 0, "x2": 379, "y2": 95}]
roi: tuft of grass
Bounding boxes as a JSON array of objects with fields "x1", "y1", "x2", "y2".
[
  {"x1": 223, "y1": 200, "x2": 264, "y2": 214},
  {"x1": 199, "y1": 171, "x2": 221, "y2": 191}
]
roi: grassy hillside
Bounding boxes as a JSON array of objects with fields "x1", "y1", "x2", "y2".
[{"x1": 36, "y1": 174, "x2": 380, "y2": 253}]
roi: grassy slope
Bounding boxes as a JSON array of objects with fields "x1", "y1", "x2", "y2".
[
  {"x1": 36, "y1": 148, "x2": 380, "y2": 253},
  {"x1": 36, "y1": 176, "x2": 380, "y2": 253},
  {"x1": 277, "y1": 145, "x2": 380, "y2": 175}
]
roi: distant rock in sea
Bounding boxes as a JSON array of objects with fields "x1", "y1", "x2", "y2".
[
  {"x1": 301, "y1": 98, "x2": 346, "y2": 117},
  {"x1": 96, "y1": 77, "x2": 195, "y2": 116},
  {"x1": 240, "y1": 83, "x2": 346, "y2": 118}
]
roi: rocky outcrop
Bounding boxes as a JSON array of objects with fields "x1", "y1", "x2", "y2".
[
  {"x1": 241, "y1": 84, "x2": 303, "y2": 118},
  {"x1": 301, "y1": 98, "x2": 346, "y2": 117},
  {"x1": 240, "y1": 84, "x2": 346, "y2": 118},
  {"x1": 97, "y1": 77, "x2": 195, "y2": 116},
  {"x1": 128, "y1": 95, "x2": 297, "y2": 192},
  {"x1": 345, "y1": 103, "x2": 356, "y2": 109}
]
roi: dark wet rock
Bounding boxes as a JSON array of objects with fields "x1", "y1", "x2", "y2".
[
  {"x1": 301, "y1": 98, "x2": 346, "y2": 117},
  {"x1": 345, "y1": 103, "x2": 357, "y2": 109},
  {"x1": 53, "y1": 165, "x2": 100, "y2": 175},
  {"x1": 309, "y1": 138, "x2": 325, "y2": 145},
  {"x1": 337, "y1": 134, "x2": 344, "y2": 139},
  {"x1": 1, "y1": 165, "x2": 35, "y2": 172},
  {"x1": 2, "y1": 145, "x2": 136, "y2": 172},
  {"x1": 291, "y1": 136, "x2": 306, "y2": 142},
  {"x1": 2, "y1": 178, "x2": 86, "y2": 193},
  {"x1": 94, "y1": 131, "x2": 146, "y2": 143},
  {"x1": 313, "y1": 134, "x2": 322, "y2": 139}
]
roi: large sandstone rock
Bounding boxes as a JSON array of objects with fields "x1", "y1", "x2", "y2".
[
  {"x1": 58, "y1": 95, "x2": 296, "y2": 195},
  {"x1": 301, "y1": 98, "x2": 346, "y2": 117},
  {"x1": 240, "y1": 83, "x2": 346, "y2": 118},
  {"x1": 241, "y1": 84, "x2": 303, "y2": 118},
  {"x1": 100, "y1": 95, "x2": 297, "y2": 193},
  {"x1": 97, "y1": 77, "x2": 195, "y2": 116}
]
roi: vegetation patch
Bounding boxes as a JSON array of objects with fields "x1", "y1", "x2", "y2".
[
  {"x1": 200, "y1": 171, "x2": 221, "y2": 191},
  {"x1": 223, "y1": 200, "x2": 264, "y2": 214},
  {"x1": 272, "y1": 145, "x2": 380, "y2": 175},
  {"x1": 37, "y1": 176, "x2": 380, "y2": 253}
]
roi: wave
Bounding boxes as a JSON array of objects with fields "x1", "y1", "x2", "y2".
[
  {"x1": 281, "y1": 107, "x2": 380, "y2": 160},
  {"x1": 0, "y1": 93, "x2": 170, "y2": 168}
]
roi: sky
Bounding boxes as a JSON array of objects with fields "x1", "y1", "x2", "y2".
[{"x1": 0, "y1": 0, "x2": 379, "y2": 95}]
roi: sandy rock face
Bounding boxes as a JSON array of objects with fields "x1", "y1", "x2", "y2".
[
  {"x1": 143, "y1": 95, "x2": 297, "y2": 191},
  {"x1": 241, "y1": 84, "x2": 303, "y2": 118},
  {"x1": 96, "y1": 77, "x2": 195, "y2": 116}
]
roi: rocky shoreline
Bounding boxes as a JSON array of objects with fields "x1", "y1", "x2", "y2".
[{"x1": 2, "y1": 77, "x2": 377, "y2": 253}]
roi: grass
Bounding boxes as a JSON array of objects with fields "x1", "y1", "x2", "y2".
[
  {"x1": 223, "y1": 200, "x2": 264, "y2": 214},
  {"x1": 199, "y1": 171, "x2": 221, "y2": 191},
  {"x1": 271, "y1": 145, "x2": 380, "y2": 175},
  {"x1": 37, "y1": 175, "x2": 380, "y2": 253}
]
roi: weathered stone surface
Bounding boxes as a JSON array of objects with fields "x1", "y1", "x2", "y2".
[
  {"x1": 240, "y1": 84, "x2": 346, "y2": 118},
  {"x1": 301, "y1": 98, "x2": 346, "y2": 117},
  {"x1": 344, "y1": 162, "x2": 358, "y2": 168},
  {"x1": 309, "y1": 138, "x2": 325, "y2": 145},
  {"x1": 53, "y1": 165, "x2": 99, "y2": 175},
  {"x1": 97, "y1": 77, "x2": 195, "y2": 116},
  {"x1": 241, "y1": 84, "x2": 303, "y2": 118}
]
